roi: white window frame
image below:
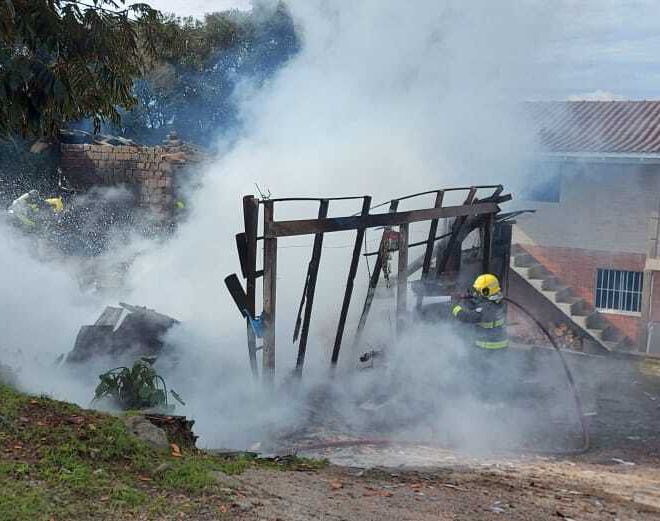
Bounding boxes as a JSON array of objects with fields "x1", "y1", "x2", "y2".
[{"x1": 594, "y1": 268, "x2": 643, "y2": 316}]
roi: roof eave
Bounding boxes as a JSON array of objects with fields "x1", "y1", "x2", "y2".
[{"x1": 539, "y1": 151, "x2": 660, "y2": 165}]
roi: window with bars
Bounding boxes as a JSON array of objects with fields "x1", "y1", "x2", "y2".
[{"x1": 595, "y1": 269, "x2": 643, "y2": 314}]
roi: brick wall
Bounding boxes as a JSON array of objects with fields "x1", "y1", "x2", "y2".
[
  {"x1": 521, "y1": 244, "x2": 645, "y2": 342},
  {"x1": 59, "y1": 134, "x2": 205, "y2": 220}
]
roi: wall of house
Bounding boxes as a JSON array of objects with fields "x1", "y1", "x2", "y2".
[
  {"x1": 514, "y1": 162, "x2": 660, "y2": 254},
  {"x1": 645, "y1": 273, "x2": 660, "y2": 353},
  {"x1": 59, "y1": 135, "x2": 202, "y2": 219},
  {"x1": 510, "y1": 160, "x2": 660, "y2": 347}
]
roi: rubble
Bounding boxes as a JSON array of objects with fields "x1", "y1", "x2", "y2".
[{"x1": 66, "y1": 302, "x2": 179, "y2": 363}]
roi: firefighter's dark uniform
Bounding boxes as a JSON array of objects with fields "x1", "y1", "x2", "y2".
[
  {"x1": 451, "y1": 296, "x2": 508, "y2": 350},
  {"x1": 452, "y1": 293, "x2": 510, "y2": 399}
]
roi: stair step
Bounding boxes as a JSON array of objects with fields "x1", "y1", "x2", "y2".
[
  {"x1": 511, "y1": 260, "x2": 624, "y2": 353},
  {"x1": 542, "y1": 276, "x2": 562, "y2": 291},
  {"x1": 527, "y1": 278, "x2": 545, "y2": 291},
  {"x1": 602, "y1": 341, "x2": 618, "y2": 352},
  {"x1": 513, "y1": 253, "x2": 535, "y2": 268},
  {"x1": 555, "y1": 302, "x2": 573, "y2": 315},
  {"x1": 570, "y1": 299, "x2": 593, "y2": 317},
  {"x1": 601, "y1": 325, "x2": 624, "y2": 343},
  {"x1": 584, "y1": 327, "x2": 605, "y2": 340},
  {"x1": 527, "y1": 264, "x2": 549, "y2": 280},
  {"x1": 511, "y1": 265, "x2": 532, "y2": 279},
  {"x1": 555, "y1": 287, "x2": 574, "y2": 303},
  {"x1": 586, "y1": 312, "x2": 608, "y2": 330}
]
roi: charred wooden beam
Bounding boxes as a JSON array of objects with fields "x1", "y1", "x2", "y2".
[
  {"x1": 331, "y1": 196, "x2": 372, "y2": 367},
  {"x1": 434, "y1": 188, "x2": 477, "y2": 278},
  {"x1": 482, "y1": 212, "x2": 494, "y2": 274},
  {"x1": 354, "y1": 200, "x2": 400, "y2": 344},
  {"x1": 262, "y1": 200, "x2": 277, "y2": 384},
  {"x1": 397, "y1": 223, "x2": 409, "y2": 334},
  {"x1": 416, "y1": 191, "x2": 444, "y2": 309},
  {"x1": 243, "y1": 195, "x2": 259, "y2": 377},
  {"x1": 267, "y1": 201, "x2": 499, "y2": 238},
  {"x1": 294, "y1": 199, "x2": 329, "y2": 375},
  {"x1": 421, "y1": 191, "x2": 444, "y2": 278}
]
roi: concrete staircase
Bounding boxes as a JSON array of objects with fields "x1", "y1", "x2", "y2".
[{"x1": 510, "y1": 245, "x2": 633, "y2": 352}]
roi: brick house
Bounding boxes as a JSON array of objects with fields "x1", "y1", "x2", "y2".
[{"x1": 509, "y1": 101, "x2": 660, "y2": 354}]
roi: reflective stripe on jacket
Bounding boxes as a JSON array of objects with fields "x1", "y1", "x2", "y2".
[{"x1": 451, "y1": 297, "x2": 508, "y2": 350}]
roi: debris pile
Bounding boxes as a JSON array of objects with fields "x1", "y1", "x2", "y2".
[
  {"x1": 552, "y1": 322, "x2": 584, "y2": 351},
  {"x1": 66, "y1": 302, "x2": 179, "y2": 363}
]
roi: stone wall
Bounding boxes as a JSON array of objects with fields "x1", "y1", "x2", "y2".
[{"x1": 59, "y1": 133, "x2": 205, "y2": 220}]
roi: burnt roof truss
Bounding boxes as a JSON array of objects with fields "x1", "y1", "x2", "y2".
[{"x1": 224, "y1": 186, "x2": 510, "y2": 381}]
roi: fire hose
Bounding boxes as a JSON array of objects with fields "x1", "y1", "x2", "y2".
[
  {"x1": 503, "y1": 296, "x2": 590, "y2": 454},
  {"x1": 292, "y1": 297, "x2": 590, "y2": 456}
]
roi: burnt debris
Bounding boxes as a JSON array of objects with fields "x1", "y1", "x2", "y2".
[
  {"x1": 224, "y1": 186, "x2": 514, "y2": 379},
  {"x1": 66, "y1": 302, "x2": 179, "y2": 364}
]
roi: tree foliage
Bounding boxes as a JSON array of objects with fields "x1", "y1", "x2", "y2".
[
  {"x1": 117, "y1": 2, "x2": 300, "y2": 146},
  {"x1": 0, "y1": 1, "x2": 300, "y2": 145},
  {"x1": 0, "y1": 0, "x2": 163, "y2": 138}
]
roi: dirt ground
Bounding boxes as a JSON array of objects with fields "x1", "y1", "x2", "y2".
[
  {"x1": 213, "y1": 452, "x2": 659, "y2": 521},
  {"x1": 216, "y1": 351, "x2": 660, "y2": 521}
]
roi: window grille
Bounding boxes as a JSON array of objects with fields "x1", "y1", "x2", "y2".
[{"x1": 595, "y1": 269, "x2": 643, "y2": 314}]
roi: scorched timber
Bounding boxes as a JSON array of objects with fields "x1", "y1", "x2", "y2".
[{"x1": 266, "y1": 202, "x2": 500, "y2": 238}]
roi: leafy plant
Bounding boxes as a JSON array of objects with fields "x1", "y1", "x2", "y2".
[{"x1": 93, "y1": 357, "x2": 182, "y2": 411}]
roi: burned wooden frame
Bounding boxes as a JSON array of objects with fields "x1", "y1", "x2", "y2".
[{"x1": 225, "y1": 186, "x2": 511, "y2": 380}]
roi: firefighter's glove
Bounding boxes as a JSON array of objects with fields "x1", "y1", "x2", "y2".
[{"x1": 451, "y1": 305, "x2": 463, "y2": 317}]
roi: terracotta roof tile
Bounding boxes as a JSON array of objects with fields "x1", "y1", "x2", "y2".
[{"x1": 528, "y1": 101, "x2": 660, "y2": 154}]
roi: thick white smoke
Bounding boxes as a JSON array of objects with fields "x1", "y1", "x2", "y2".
[
  {"x1": 123, "y1": 0, "x2": 566, "y2": 450},
  {"x1": 1, "y1": 1, "x2": 583, "y2": 454},
  {"x1": 0, "y1": 226, "x2": 101, "y2": 403}
]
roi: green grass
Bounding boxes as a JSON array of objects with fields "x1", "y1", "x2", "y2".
[{"x1": 0, "y1": 383, "x2": 325, "y2": 520}]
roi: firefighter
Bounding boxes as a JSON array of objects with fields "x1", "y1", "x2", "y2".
[
  {"x1": 451, "y1": 274, "x2": 510, "y2": 400},
  {"x1": 7, "y1": 190, "x2": 64, "y2": 231},
  {"x1": 451, "y1": 273, "x2": 508, "y2": 350}
]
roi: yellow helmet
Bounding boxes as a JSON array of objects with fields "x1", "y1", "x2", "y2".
[
  {"x1": 44, "y1": 196, "x2": 64, "y2": 213},
  {"x1": 472, "y1": 273, "x2": 501, "y2": 299}
]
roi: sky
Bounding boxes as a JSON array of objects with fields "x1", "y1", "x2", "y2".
[
  {"x1": 147, "y1": 0, "x2": 252, "y2": 16},
  {"x1": 145, "y1": 0, "x2": 660, "y2": 100}
]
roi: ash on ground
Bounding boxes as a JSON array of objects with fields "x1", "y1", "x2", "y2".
[{"x1": 264, "y1": 347, "x2": 660, "y2": 468}]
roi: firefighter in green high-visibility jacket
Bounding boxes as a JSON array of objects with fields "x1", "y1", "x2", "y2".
[
  {"x1": 7, "y1": 190, "x2": 64, "y2": 232},
  {"x1": 451, "y1": 273, "x2": 508, "y2": 351},
  {"x1": 451, "y1": 273, "x2": 511, "y2": 399}
]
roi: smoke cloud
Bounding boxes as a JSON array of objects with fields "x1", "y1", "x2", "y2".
[
  {"x1": 122, "y1": 0, "x2": 568, "y2": 451},
  {"x1": 1, "y1": 0, "x2": 589, "y2": 456}
]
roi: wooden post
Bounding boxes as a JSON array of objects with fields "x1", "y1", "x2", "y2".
[
  {"x1": 397, "y1": 223, "x2": 409, "y2": 334},
  {"x1": 295, "y1": 199, "x2": 329, "y2": 375},
  {"x1": 435, "y1": 187, "x2": 476, "y2": 278},
  {"x1": 331, "y1": 196, "x2": 372, "y2": 367},
  {"x1": 262, "y1": 201, "x2": 277, "y2": 383},
  {"x1": 354, "y1": 200, "x2": 399, "y2": 343},
  {"x1": 421, "y1": 191, "x2": 444, "y2": 277},
  {"x1": 482, "y1": 212, "x2": 494, "y2": 274},
  {"x1": 243, "y1": 195, "x2": 259, "y2": 378},
  {"x1": 416, "y1": 191, "x2": 444, "y2": 309}
]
